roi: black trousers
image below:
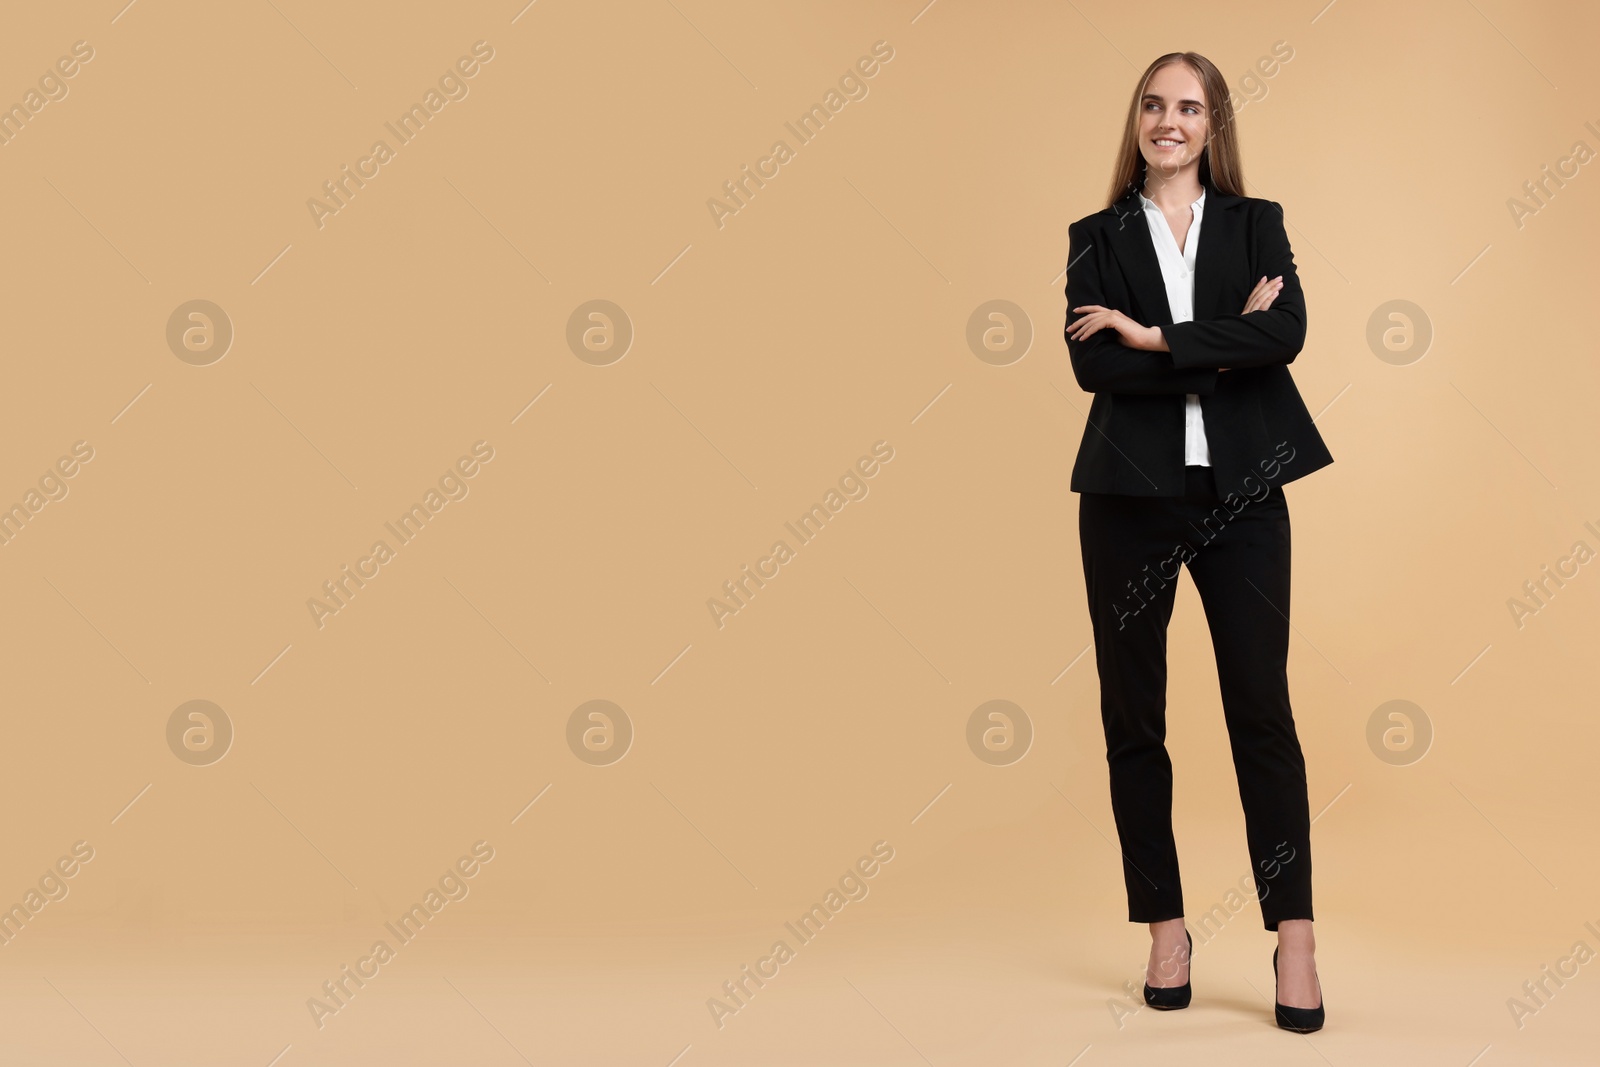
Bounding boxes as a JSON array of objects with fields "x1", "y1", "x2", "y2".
[{"x1": 1077, "y1": 464, "x2": 1313, "y2": 931}]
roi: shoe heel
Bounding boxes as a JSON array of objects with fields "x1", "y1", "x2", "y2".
[
  {"x1": 1143, "y1": 929, "x2": 1192, "y2": 1010},
  {"x1": 1272, "y1": 945, "x2": 1325, "y2": 1033}
]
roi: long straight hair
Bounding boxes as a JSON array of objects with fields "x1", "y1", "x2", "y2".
[{"x1": 1103, "y1": 52, "x2": 1246, "y2": 209}]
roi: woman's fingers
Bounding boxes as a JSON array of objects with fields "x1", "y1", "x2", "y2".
[
  {"x1": 1241, "y1": 279, "x2": 1266, "y2": 314},
  {"x1": 1246, "y1": 276, "x2": 1276, "y2": 311},
  {"x1": 1241, "y1": 275, "x2": 1284, "y2": 314},
  {"x1": 1067, "y1": 305, "x2": 1112, "y2": 341},
  {"x1": 1069, "y1": 306, "x2": 1141, "y2": 345},
  {"x1": 1071, "y1": 317, "x2": 1106, "y2": 341}
]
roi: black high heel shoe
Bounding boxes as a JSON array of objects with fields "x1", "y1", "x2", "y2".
[
  {"x1": 1143, "y1": 929, "x2": 1192, "y2": 1010},
  {"x1": 1272, "y1": 946, "x2": 1325, "y2": 1032}
]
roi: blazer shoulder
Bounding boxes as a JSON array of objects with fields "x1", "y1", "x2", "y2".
[
  {"x1": 1068, "y1": 207, "x2": 1107, "y2": 232},
  {"x1": 1069, "y1": 200, "x2": 1139, "y2": 238},
  {"x1": 1244, "y1": 195, "x2": 1287, "y2": 220}
]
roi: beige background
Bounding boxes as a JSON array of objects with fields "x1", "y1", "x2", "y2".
[{"x1": 1, "y1": 0, "x2": 1597, "y2": 1063}]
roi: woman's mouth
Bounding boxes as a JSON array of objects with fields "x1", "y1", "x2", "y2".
[{"x1": 1153, "y1": 138, "x2": 1184, "y2": 150}]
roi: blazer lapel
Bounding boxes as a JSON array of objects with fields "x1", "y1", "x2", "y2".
[
  {"x1": 1111, "y1": 188, "x2": 1172, "y2": 326},
  {"x1": 1109, "y1": 176, "x2": 1246, "y2": 327},
  {"x1": 1192, "y1": 198, "x2": 1223, "y2": 323}
]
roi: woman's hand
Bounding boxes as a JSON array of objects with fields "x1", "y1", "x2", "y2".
[
  {"x1": 1242, "y1": 275, "x2": 1283, "y2": 314},
  {"x1": 1067, "y1": 305, "x2": 1165, "y2": 351}
]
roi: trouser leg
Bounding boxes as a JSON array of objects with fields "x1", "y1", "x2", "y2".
[
  {"x1": 1078, "y1": 490, "x2": 1187, "y2": 923},
  {"x1": 1183, "y1": 481, "x2": 1314, "y2": 930}
]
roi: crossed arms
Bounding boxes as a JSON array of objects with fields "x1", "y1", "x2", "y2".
[{"x1": 1063, "y1": 201, "x2": 1306, "y2": 395}]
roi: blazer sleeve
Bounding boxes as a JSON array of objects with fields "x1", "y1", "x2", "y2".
[
  {"x1": 1064, "y1": 219, "x2": 1219, "y2": 395},
  {"x1": 1161, "y1": 200, "x2": 1307, "y2": 371}
]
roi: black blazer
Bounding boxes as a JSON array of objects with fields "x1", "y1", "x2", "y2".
[{"x1": 1063, "y1": 176, "x2": 1333, "y2": 500}]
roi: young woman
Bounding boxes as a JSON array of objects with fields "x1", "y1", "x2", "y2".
[{"x1": 1063, "y1": 52, "x2": 1333, "y2": 1033}]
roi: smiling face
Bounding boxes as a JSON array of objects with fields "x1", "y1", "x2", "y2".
[{"x1": 1138, "y1": 63, "x2": 1209, "y2": 182}]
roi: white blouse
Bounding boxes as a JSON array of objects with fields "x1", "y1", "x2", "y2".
[{"x1": 1138, "y1": 187, "x2": 1210, "y2": 466}]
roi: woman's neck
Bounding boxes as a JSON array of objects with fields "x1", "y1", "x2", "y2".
[{"x1": 1140, "y1": 175, "x2": 1205, "y2": 210}]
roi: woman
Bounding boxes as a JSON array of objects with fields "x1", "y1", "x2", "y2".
[{"x1": 1063, "y1": 52, "x2": 1332, "y2": 1033}]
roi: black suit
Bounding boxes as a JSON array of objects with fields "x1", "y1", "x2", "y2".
[
  {"x1": 1064, "y1": 178, "x2": 1332, "y2": 501},
  {"x1": 1065, "y1": 177, "x2": 1324, "y2": 931}
]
